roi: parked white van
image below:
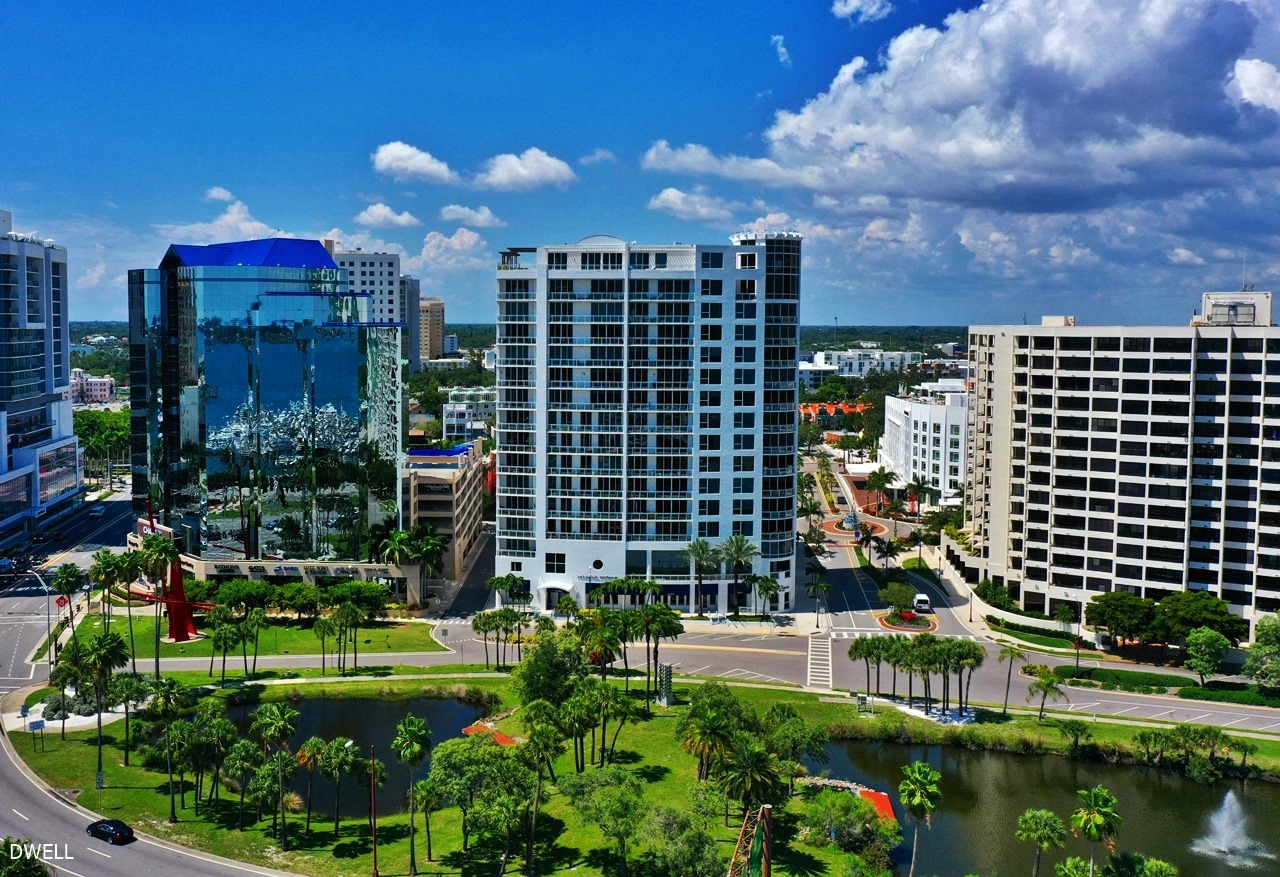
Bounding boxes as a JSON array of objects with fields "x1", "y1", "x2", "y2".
[{"x1": 912, "y1": 593, "x2": 931, "y2": 613}]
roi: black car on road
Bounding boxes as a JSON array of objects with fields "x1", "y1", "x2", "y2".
[{"x1": 87, "y1": 819, "x2": 134, "y2": 844}]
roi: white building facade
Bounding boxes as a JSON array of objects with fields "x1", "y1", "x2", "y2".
[
  {"x1": 955, "y1": 293, "x2": 1280, "y2": 639},
  {"x1": 495, "y1": 233, "x2": 801, "y2": 613},
  {"x1": 443, "y1": 386, "x2": 497, "y2": 441},
  {"x1": 329, "y1": 246, "x2": 420, "y2": 371},
  {"x1": 798, "y1": 346, "x2": 922, "y2": 388},
  {"x1": 878, "y1": 379, "x2": 968, "y2": 506},
  {"x1": 0, "y1": 210, "x2": 81, "y2": 546}
]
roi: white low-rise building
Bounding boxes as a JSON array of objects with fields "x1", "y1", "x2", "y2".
[{"x1": 877, "y1": 379, "x2": 968, "y2": 507}]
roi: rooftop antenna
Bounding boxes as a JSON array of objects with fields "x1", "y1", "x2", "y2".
[
  {"x1": 833, "y1": 316, "x2": 838, "y2": 347},
  {"x1": 1242, "y1": 251, "x2": 1248, "y2": 291}
]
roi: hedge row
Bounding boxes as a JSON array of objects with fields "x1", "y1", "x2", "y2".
[
  {"x1": 1177, "y1": 685, "x2": 1280, "y2": 709},
  {"x1": 1053, "y1": 666, "x2": 1191, "y2": 688},
  {"x1": 987, "y1": 616, "x2": 1090, "y2": 647}
]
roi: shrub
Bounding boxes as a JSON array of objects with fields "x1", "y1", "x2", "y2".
[
  {"x1": 1177, "y1": 685, "x2": 1280, "y2": 709},
  {"x1": 1053, "y1": 666, "x2": 1188, "y2": 688},
  {"x1": 989, "y1": 616, "x2": 1087, "y2": 643},
  {"x1": 1186, "y1": 754, "x2": 1222, "y2": 784}
]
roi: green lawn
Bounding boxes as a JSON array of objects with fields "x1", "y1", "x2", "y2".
[
  {"x1": 10, "y1": 679, "x2": 865, "y2": 877},
  {"x1": 77, "y1": 614, "x2": 446, "y2": 662}
]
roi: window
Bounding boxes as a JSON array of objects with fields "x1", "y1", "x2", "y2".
[
  {"x1": 733, "y1": 412, "x2": 756, "y2": 429},
  {"x1": 629, "y1": 252, "x2": 650, "y2": 269},
  {"x1": 699, "y1": 478, "x2": 720, "y2": 494},
  {"x1": 654, "y1": 253, "x2": 667, "y2": 268},
  {"x1": 700, "y1": 348, "x2": 722, "y2": 363},
  {"x1": 699, "y1": 412, "x2": 721, "y2": 429},
  {"x1": 733, "y1": 390, "x2": 756, "y2": 407},
  {"x1": 701, "y1": 302, "x2": 722, "y2": 319},
  {"x1": 734, "y1": 368, "x2": 756, "y2": 384},
  {"x1": 700, "y1": 324, "x2": 722, "y2": 342},
  {"x1": 700, "y1": 368, "x2": 721, "y2": 385},
  {"x1": 738, "y1": 252, "x2": 757, "y2": 270},
  {"x1": 698, "y1": 499, "x2": 720, "y2": 515},
  {"x1": 733, "y1": 455, "x2": 755, "y2": 472},
  {"x1": 735, "y1": 303, "x2": 757, "y2": 320},
  {"x1": 701, "y1": 279, "x2": 722, "y2": 296},
  {"x1": 700, "y1": 252, "x2": 723, "y2": 269},
  {"x1": 700, "y1": 391, "x2": 721, "y2": 407},
  {"x1": 735, "y1": 324, "x2": 757, "y2": 341},
  {"x1": 733, "y1": 434, "x2": 755, "y2": 450},
  {"x1": 545, "y1": 553, "x2": 566, "y2": 574},
  {"x1": 734, "y1": 347, "x2": 756, "y2": 363},
  {"x1": 699, "y1": 456, "x2": 721, "y2": 472},
  {"x1": 736, "y1": 279, "x2": 757, "y2": 299},
  {"x1": 698, "y1": 521, "x2": 720, "y2": 538},
  {"x1": 733, "y1": 477, "x2": 755, "y2": 492},
  {"x1": 732, "y1": 499, "x2": 755, "y2": 515},
  {"x1": 700, "y1": 434, "x2": 721, "y2": 451}
]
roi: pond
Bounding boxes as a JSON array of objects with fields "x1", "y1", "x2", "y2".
[
  {"x1": 232, "y1": 696, "x2": 482, "y2": 818},
  {"x1": 818, "y1": 739, "x2": 1280, "y2": 877}
]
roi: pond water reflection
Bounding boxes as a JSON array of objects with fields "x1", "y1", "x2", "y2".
[
  {"x1": 817, "y1": 739, "x2": 1280, "y2": 877},
  {"x1": 231, "y1": 696, "x2": 482, "y2": 819}
]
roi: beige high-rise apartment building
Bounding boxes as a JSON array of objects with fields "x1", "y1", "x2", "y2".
[{"x1": 420, "y1": 297, "x2": 445, "y2": 361}]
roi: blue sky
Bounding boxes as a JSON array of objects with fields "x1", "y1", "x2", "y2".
[{"x1": 7, "y1": 0, "x2": 1280, "y2": 326}]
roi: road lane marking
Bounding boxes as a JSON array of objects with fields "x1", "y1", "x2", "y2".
[
  {"x1": 686, "y1": 665, "x2": 710, "y2": 674},
  {"x1": 11, "y1": 807, "x2": 27, "y2": 820},
  {"x1": 85, "y1": 847, "x2": 112, "y2": 858},
  {"x1": 1187, "y1": 713, "x2": 1211, "y2": 723},
  {"x1": 1221, "y1": 717, "x2": 1246, "y2": 726}
]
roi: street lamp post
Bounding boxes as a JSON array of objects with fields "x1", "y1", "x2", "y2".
[
  {"x1": 370, "y1": 743, "x2": 379, "y2": 877},
  {"x1": 32, "y1": 571, "x2": 52, "y2": 669}
]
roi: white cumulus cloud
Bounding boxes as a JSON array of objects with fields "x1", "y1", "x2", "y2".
[
  {"x1": 204, "y1": 186, "x2": 234, "y2": 202},
  {"x1": 647, "y1": 188, "x2": 740, "y2": 223},
  {"x1": 403, "y1": 228, "x2": 491, "y2": 277},
  {"x1": 439, "y1": 205, "x2": 506, "y2": 227},
  {"x1": 578, "y1": 148, "x2": 617, "y2": 165},
  {"x1": 832, "y1": 0, "x2": 893, "y2": 24},
  {"x1": 771, "y1": 35, "x2": 792, "y2": 67},
  {"x1": 474, "y1": 147, "x2": 576, "y2": 190},
  {"x1": 1168, "y1": 247, "x2": 1207, "y2": 265},
  {"x1": 1234, "y1": 58, "x2": 1280, "y2": 110},
  {"x1": 372, "y1": 141, "x2": 460, "y2": 184},
  {"x1": 154, "y1": 201, "x2": 281, "y2": 243},
  {"x1": 353, "y1": 203, "x2": 422, "y2": 228}
]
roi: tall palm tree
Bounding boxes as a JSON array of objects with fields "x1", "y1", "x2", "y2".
[
  {"x1": 88, "y1": 548, "x2": 119, "y2": 635},
  {"x1": 107, "y1": 671, "x2": 148, "y2": 766},
  {"x1": 82, "y1": 631, "x2": 129, "y2": 776},
  {"x1": 224, "y1": 738, "x2": 263, "y2": 830},
  {"x1": 716, "y1": 732, "x2": 781, "y2": 815},
  {"x1": 904, "y1": 475, "x2": 934, "y2": 518},
  {"x1": 797, "y1": 494, "x2": 824, "y2": 530},
  {"x1": 1027, "y1": 671, "x2": 1067, "y2": 720},
  {"x1": 683, "y1": 538, "x2": 720, "y2": 615},
  {"x1": 141, "y1": 533, "x2": 179, "y2": 680},
  {"x1": 52, "y1": 563, "x2": 84, "y2": 645},
  {"x1": 116, "y1": 550, "x2": 145, "y2": 674},
  {"x1": 392, "y1": 714, "x2": 432, "y2": 876},
  {"x1": 313, "y1": 615, "x2": 337, "y2": 676},
  {"x1": 1016, "y1": 808, "x2": 1067, "y2": 877},
  {"x1": 212, "y1": 625, "x2": 240, "y2": 685},
  {"x1": 681, "y1": 708, "x2": 734, "y2": 781},
  {"x1": 998, "y1": 644, "x2": 1028, "y2": 716},
  {"x1": 1069, "y1": 785, "x2": 1121, "y2": 877},
  {"x1": 334, "y1": 601, "x2": 364, "y2": 672},
  {"x1": 717, "y1": 534, "x2": 759, "y2": 618},
  {"x1": 471, "y1": 611, "x2": 494, "y2": 669},
  {"x1": 319, "y1": 735, "x2": 359, "y2": 837},
  {"x1": 898, "y1": 760, "x2": 943, "y2": 877},
  {"x1": 870, "y1": 535, "x2": 901, "y2": 570},
  {"x1": 148, "y1": 675, "x2": 189, "y2": 823},
  {"x1": 863, "y1": 466, "x2": 895, "y2": 513},
  {"x1": 296, "y1": 735, "x2": 327, "y2": 834},
  {"x1": 250, "y1": 702, "x2": 300, "y2": 850},
  {"x1": 244, "y1": 607, "x2": 269, "y2": 675},
  {"x1": 411, "y1": 779, "x2": 443, "y2": 863}
]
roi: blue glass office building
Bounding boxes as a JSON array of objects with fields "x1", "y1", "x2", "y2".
[{"x1": 128, "y1": 239, "x2": 402, "y2": 561}]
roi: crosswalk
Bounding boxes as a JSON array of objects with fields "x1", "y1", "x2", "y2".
[
  {"x1": 829, "y1": 629, "x2": 977, "y2": 641},
  {"x1": 807, "y1": 635, "x2": 832, "y2": 689}
]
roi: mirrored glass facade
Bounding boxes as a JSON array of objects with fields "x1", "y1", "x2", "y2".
[{"x1": 129, "y1": 241, "x2": 402, "y2": 561}]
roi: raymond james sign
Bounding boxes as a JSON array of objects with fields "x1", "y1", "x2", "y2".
[{"x1": 8, "y1": 843, "x2": 74, "y2": 862}]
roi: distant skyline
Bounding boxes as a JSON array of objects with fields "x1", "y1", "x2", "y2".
[{"x1": 7, "y1": 1, "x2": 1280, "y2": 327}]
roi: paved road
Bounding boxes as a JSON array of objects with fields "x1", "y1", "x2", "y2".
[{"x1": 0, "y1": 727, "x2": 295, "y2": 877}]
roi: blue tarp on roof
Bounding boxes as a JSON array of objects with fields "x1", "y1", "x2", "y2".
[{"x1": 163, "y1": 238, "x2": 337, "y2": 269}]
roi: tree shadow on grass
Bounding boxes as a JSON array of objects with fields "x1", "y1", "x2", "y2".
[
  {"x1": 770, "y1": 842, "x2": 827, "y2": 877},
  {"x1": 440, "y1": 834, "x2": 504, "y2": 877},
  {"x1": 527, "y1": 813, "x2": 579, "y2": 869},
  {"x1": 634, "y1": 764, "x2": 671, "y2": 783},
  {"x1": 583, "y1": 846, "x2": 627, "y2": 877}
]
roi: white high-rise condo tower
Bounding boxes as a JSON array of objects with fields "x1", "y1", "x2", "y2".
[{"x1": 494, "y1": 233, "x2": 801, "y2": 614}]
